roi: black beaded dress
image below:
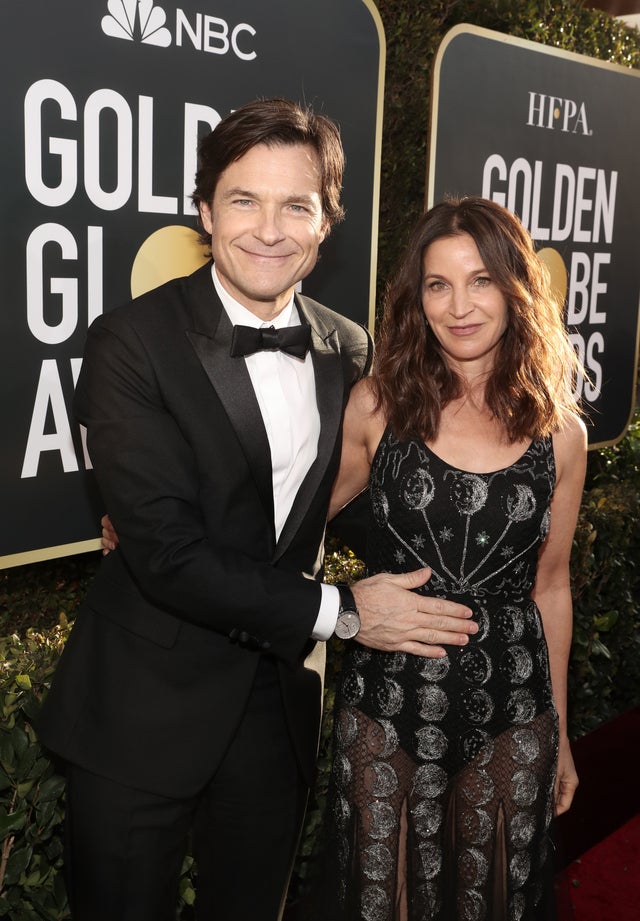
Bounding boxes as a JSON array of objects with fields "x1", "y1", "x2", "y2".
[{"x1": 319, "y1": 429, "x2": 559, "y2": 921}]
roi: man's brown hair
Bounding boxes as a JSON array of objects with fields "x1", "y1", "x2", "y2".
[{"x1": 192, "y1": 97, "x2": 345, "y2": 247}]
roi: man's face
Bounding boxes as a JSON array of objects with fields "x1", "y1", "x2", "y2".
[{"x1": 199, "y1": 142, "x2": 328, "y2": 320}]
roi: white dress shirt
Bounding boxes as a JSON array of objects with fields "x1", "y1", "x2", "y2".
[{"x1": 212, "y1": 265, "x2": 339, "y2": 639}]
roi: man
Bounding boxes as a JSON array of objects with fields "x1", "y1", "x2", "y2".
[{"x1": 38, "y1": 98, "x2": 476, "y2": 921}]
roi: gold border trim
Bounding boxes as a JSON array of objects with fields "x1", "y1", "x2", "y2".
[
  {"x1": 0, "y1": 538, "x2": 101, "y2": 571},
  {"x1": 361, "y1": 0, "x2": 387, "y2": 332}
]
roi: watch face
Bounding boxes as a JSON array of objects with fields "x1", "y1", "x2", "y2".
[{"x1": 335, "y1": 611, "x2": 360, "y2": 640}]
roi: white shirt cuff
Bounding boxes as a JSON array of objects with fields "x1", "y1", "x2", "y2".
[{"x1": 311, "y1": 583, "x2": 340, "y2": 640}]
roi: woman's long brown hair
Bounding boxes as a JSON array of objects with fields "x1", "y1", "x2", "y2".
[{"x1": 372, "y1": 197, "x2": 582, "y2": 443}]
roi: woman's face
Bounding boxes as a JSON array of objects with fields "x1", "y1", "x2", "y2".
[{"x1": 421, "y1": 232, "x2": 509, "y2": 374}]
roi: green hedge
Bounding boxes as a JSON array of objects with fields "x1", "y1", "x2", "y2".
[
  {"x1": 0, "y1": 625, "x2": 69, "y2": 919},
  {"x1": 569, "y1": 413, "x2": 640, "y2": 735},
  {"x1": 0, "y1": 621, "x2": 198, "y2": 917}
]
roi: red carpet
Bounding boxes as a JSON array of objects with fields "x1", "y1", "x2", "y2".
[
  {"x1": 555, "y1": 707, "x2": 640, "y2": 920},
  {"x1": 563, "y1": 813, "x2": 640, "y2": 920},
  {"x1": 557, "y1": 707, "x2": 640, "y2": 864}
]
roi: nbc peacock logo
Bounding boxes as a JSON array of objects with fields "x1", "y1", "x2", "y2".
[{"x1": 102, "y1": 0, "x2": 172, "y2": 47}]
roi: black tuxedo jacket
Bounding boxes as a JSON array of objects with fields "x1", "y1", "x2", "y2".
[{"x1": 38, "y1": 263, "x2": 372, "y2": 798}]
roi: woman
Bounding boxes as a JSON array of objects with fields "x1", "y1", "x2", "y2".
[{"x1": 319, "y1": 197, "x2": 586, "y2": 920}]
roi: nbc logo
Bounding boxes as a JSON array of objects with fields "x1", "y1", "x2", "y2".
[
  {"x1": 102, "y1": 0, "x2": 172, "y2": 47},
  {"x1": 101, "y1": 0, "x2": 257, "y2": 59}
]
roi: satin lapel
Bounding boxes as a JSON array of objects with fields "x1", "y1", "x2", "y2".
[
  {"x1": 274, "y1": 297, "x2": 345, "y2": 561},
  {"x1": 183, "y1": 268, "x2": 275, "y2": 528}
]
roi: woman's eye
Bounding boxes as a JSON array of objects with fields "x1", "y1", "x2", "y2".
[{"x1": 474, "y1": 275, "x2": 492, "y2": 287}]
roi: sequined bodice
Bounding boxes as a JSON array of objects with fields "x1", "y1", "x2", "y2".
[{"x1": 367, "y1": 431, "x2": 555, "y2": 605}]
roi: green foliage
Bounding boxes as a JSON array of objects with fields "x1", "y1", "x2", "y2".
[
  {"x1": 569, "y1": 480, "x2": 640, "y2": 734},
  {"x1": 0, "y1": 624, "x2": 71, "y2": 920},
  {"x1": 0, "y1": 621, "x2": 198, "y2": 919},
  {"x1": 586, "y1": 409, "x2": 640, "y2": 488},
  {"x1": 568, "y1": 410, "x2": 640, "y2": 736},
  {"x1": 0, "y1": 555, "x2": 100, "y2": 638}
]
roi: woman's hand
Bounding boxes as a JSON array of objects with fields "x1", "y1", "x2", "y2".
[{"x1": 554, "y1": 734, "x2": 578, "y2": 816}]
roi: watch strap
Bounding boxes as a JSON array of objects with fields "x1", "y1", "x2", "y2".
[{"x1": 336, "y1": 582, "x2": 357, "y2": 613}]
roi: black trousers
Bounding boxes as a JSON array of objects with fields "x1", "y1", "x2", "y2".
[{"x1": 63, "y1": 657, "x2": 308, "y2": 921}]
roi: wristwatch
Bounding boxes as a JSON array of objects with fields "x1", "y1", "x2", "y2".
[{"x1": 334, "y1": 583, "x2": 361, "y2": 640}]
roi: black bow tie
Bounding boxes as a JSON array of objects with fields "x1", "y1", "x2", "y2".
[{"x1": 229, "y1": 324, "x2": 311, "y2": 359}]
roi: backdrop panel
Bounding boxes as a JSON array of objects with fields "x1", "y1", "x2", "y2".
[
  {"x1": 428, "y1": 24, "x2": 640, "y2": 448},
  {"x1": 0, "y1": 0, "x2": 384, "y2": 566}
]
